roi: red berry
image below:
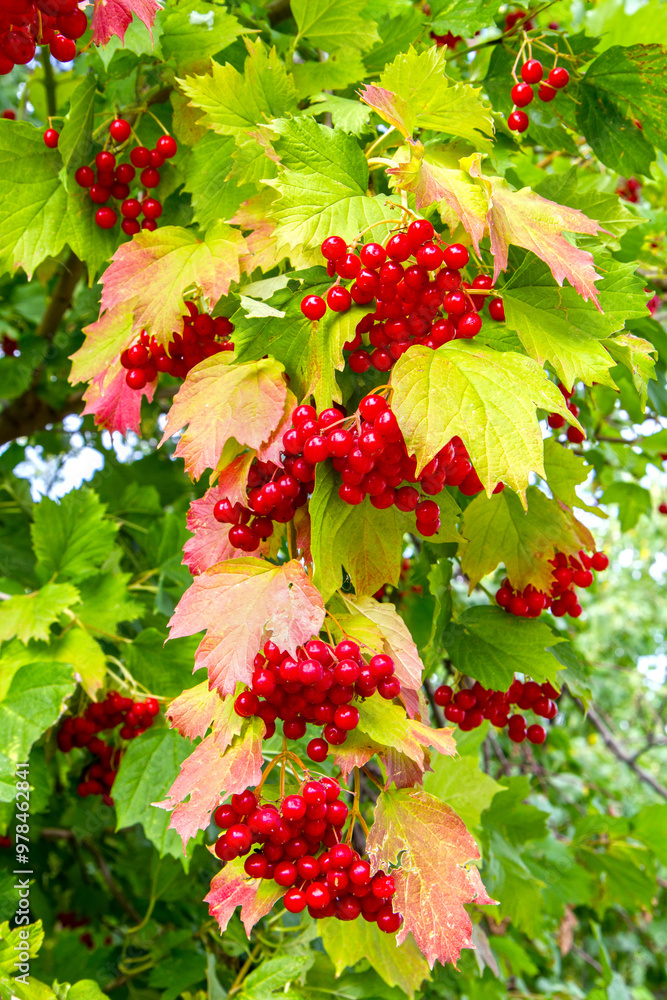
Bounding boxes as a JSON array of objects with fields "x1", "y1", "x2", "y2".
[
  {"x1": 44, "y1": 128, "x2": 59, "y2": 148},
  {"x1": 121, "y1": 198, "x2": 141, "y2": 219},
  {"x1": 488, "y1": 297, "x2": 505, "y2": 321},
  {"x1": 126, "y1": 368, "x2": 147, "y2": 390},
  {"x1": 156, "y1": 134, "x2": 178, "y2": 157},
  {"x1": 457, "y1": 312, "x2": 482, "y2": 339},
  {"x1": 548, "y1": 66, "x2": 569, "y2": 89},
  {"x1": 360, "y1": 242, "x2": 386, "y2": 268},
  {"x1": 50, "y1": 33, "x2": 76, "y2": 60},
  {"x1": 321, "y1": 235, "x2": 347, "y2": 260},
  {"x1": 434, "y1": 685, "x2": 453, "y2": 706},
  {"x1": 386, "y1": 233, "x2": 412, "y2": 261},
  {"x1": 591, "y1": 551, "x2": 609, "y2": 572},
  {"x1": 538, "y1": 84, "x2": 557, "y2": 102},
  {"x1": 5, "y1": 31, "x2": 36, "y2": 64},
  {"x1": 284, "y1": 888, "x2": 307, "y2": 913},
  {"x1": 521, "y1": 59, "x2": 543, "y2": 84},
  {"x1": 140, "y1": 167, "x2": 160, "y2": 188},
  {"x1": 57, "y1": 8, "x2": 88, "y2": 38},
  {"x1": 75, "y1": 165, "x2": 94, "y2": 188},
  {"x1": 301, "y1": 295, "x2": 326, "y2": 320},
  {"x1": 130, "y1": 145, "x2": 151, "y2": 168},
  {"x1": 527, "y1": 724, "x2": 547, "y2": 745},
  {"x1": 95, "y1": 206, "x2": 117, "y2": 229},
  {"x1": 442, "y1": 243, "x2": 469, "y2": 270},
  {"x1": 508, "y1": 110, "x2": 529, "y2": 133},
  {"x1": 327, "y1": 285, "x2": 352, "y2": 312},
  {"x1": 142, "y1": 197, "x2": 163, "y2": 220},
  {"x1": 511, "y1": 82, "x2": 534, "y2": 107},
  {"x1": 109, "y1": 118, "x2": 131, "y2": 142}
]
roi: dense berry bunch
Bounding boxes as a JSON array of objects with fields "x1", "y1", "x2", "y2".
[
  {"x1": 120, "y1": 303, "x2": 234, "y2": 390},
  {"x1": 0, "y1": 0, "x2": 87, "y2": 73},
  {"x1": 547, "y1": 381, "x2": 585, "y2": 444},
  {"x1": 213, "y1": 779, "x2": 402, "y2": 931},
  {"x1": 300, "y1": 219, "x2": 504, "y2": 374},
  {"x1": 57, "y1": 691, "x2": 159, "y2": 804},
  {"x1": 213, "y1": 457, "x2": 309, "y2": 552},
  {"x1": 616, "y1": 177, "x2": 641, "y2": 203},
  {"x1": 430, "y1": 30, "x2": 462, "y2": 47},
  {"x1": 497, "y1": 549, "x2": 609, "y2": 619},
  {"x1": 435, "y1": 677, "x2": 560, "y2": 744},
  {"x1": 504, "y1": 9, "x2": 535, "y2": 31},
  {"x1": 72, "y1": 117, "x2": 178, "y2": 232},
  {"x1": 508, "y1": 58, "x2": 570, "y2": 134},
  {"x1": 234, "y1": 638, "x2": 401, "y2": 758}
]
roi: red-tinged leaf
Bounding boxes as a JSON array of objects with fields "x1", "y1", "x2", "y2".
[
  {"x1": 82, "y1": 364, "x2": 155, "y2": 435},
  {"x1": 357, "y1": 697, "x2": 455, "y2": 775},
  {"x1": 366, "y1": 788, "x2": 496, "y2": 967},
  {"x1": 469, "y1": 162, "x2": 602, "y2": 306},
  {"x1": 69, "y1": 302, "x2": 134, "y2": 386},
  {"x1": 99, "y1": 223, "x2": 246, "y2": 345},
  {"x1": 160, "y1": 357, "x2": 287, "y2": 480},
  {"x1": 168, "y1": 558, "x2": 325, "y2": 695},
  {"x1": 255, "y1": 388, "x2": 296, "y2": 467},
  {"x1": 154, "y1": 717, "x2": 264, "y2": 848},
  {"x1": 91, "y1": 0, "x2": 162, "y2": 45},
  {"x1": 360, "y1": 85, "x2": 411, "y2": 135},
  {"x1": 331, "y1": 730, "x2": 380, "y2": 780},
  {"x1": 166, "y1": 680, "x2": 222, "y2": 740},
  {"x1": 384, "y1": 749, "x2": 428, "y2": 790},
  {"x1": 205, "y1": 856, "x2": 285, "y2": 935},
  {"x1": 294, "y1": 505, "x2": 312, "y2": 564},
  {"x1": 342, "y1": 595, "x2": 424, "y2": 696},
  {"x1": 232, "y1": 192, "x2": 280, "y2": 275}
]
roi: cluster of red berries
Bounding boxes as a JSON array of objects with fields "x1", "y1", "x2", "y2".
[
  {"x1": 57, "y1": 691, "x2": 159, "y2": 804},
  {"x1": 508, "y1": 58, "x2": 570, "y2": 133},
  {"x1": 430, "y1": 30, "x2": 462, "y2": 47},
  {"x1": 497, "y1": 549, "x2": 609, "y2": 619},
  {"x1": 0, "y1": 834, "x2": 11, "y2": 848},
  {"x1": 504, "y1": 9, "x2": 536, "y2": 32},
  {"x1": 616, "y1": 177, "x2": 641, "y2": 204},
  {"x1": 300, "y1": 220, "x2": 505, "y2": 374},
  {"x1": 121, "y1": 305, "x2": 233, "y2": 390},
  {"x1": 213, "y1": 457, "x2": 309, "y2": 552},
  {"x1": 234, "y1": 638, "x2": 401, "y2": 758},
  {"x1": 435, "y1": 677, "x2": 560, "y2": 744},
  {"x1": 547, "y1": 382, "x2": 585, "y2": 444},
  {"x1": 279, "y1": 396, "x2": 502, "y2": 536},
  {"x1": 1, "y1": 0, "x2": 86, "y2": 74},
  {"x1": 69, "y1": 117, "x2": 177, "y2": 231},
  {"x1": 213, "y1": 780, "x2": 402, "y2": 930}
]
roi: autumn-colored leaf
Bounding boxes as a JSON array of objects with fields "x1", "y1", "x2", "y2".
[
  {"x1": 69, "y1": 302, "x2": 134, "y2": 386},
  {"x1": 82, "y1": 364, "x2": 155, "y2": 435},
  {"x1": 205, "y1": 856, "x2": 285, "y2": 935},
  {"x1": 166, "y1": 681, "x2": 223, "y2": 741},
  {"x1": 342, "y1": 595, "x2": 424, "y2": 697},
  {"x1": 99, "y1": 223, "x2": 246, "y2": 346},
  {"x1": 319, "y1": 917, "x2": 431, "y2": 999},
  {"x1": 154, "y1": 717, "x2": 264, "y2": 848},
  {"x1": 366, "y1": 788, "x2": 496, "y2": 967},
  {"x1": 167, "y1": 558, "x2": 325, "y2": 695},
  {"x1": 160, "y1": 357, "x2": 287, "y2": 480},
  {"x1": 357, "y1": 697, "x2": 455, "y2": 774},
  {"x1": 182, "y1": 454, "x2": 258, "y2": 575},
  {"x1": 91, "y1": 0, "x2": 162, "y2": 45}
]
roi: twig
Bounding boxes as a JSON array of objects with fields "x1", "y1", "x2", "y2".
[
  {"x1": 581, "y1": 704, "x2": 667, "y2": 801},
  {"x1": 571, "y1": 944, "x2": 603, "y2": 975},
  {"x1": 81, "y1": 838, "x2": 143, "y2": 923}
]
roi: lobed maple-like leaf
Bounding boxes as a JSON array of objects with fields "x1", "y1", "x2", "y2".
[
  {"x1": 360, "y1": 47, "x2": 493, "y2": 147},
  {"x1": 366, "y1": 788, "x2": 496, "y2": 967},
  {"x1": 168, "y1": 558, "x2": 325, "y2": 695},
  {"x1": 389, "y1": 343, "x2": 579, "y2": 501},
  {"x1": 154, "y1": 717, "x2": 264, "y2": 848},
  {"x1": 99, "y1": 223, "x2": 246, "y2": 346},
  {"x1": 205, "y1": 857, "x2": 285, "y2": 935},
  {"x1": 342, "y1": 595, "x2": 424, "y2": 697},
  {"x1": 606, "y1": 332, "x2": 657, "y2": 408},
  {"x1": 318, "y1": 918, "x2": 431, "y2": 999},
  {"x1": 166, "y1": 681, "x2": 223, "y2": 741},
  {"x1": 91, "y1": 0, "x2": 162, "y2": 45},
  {"x1": 458, "y1": 484, "x2": 595, "y2": 592},
  {"x1": 70, "y1": 302, "x2": 134, "y2": 386},
  {"x1": 160, "y1": 357, "x2": 287, "y2": 480},
  {"x1": 82, "y1": 365, "x2": 155, "y2": 435},
  {"x1": 357, "y1": 697, "x2": 456, "y2": 775},
  {"x1": 543, "y1": 438, "x2": 605, "y2": 519}
]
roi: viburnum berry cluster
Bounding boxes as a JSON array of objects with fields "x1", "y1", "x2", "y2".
[
  {"x1": 121, "y1": 303, "x2": 234, "y2": 390},
  {"x1": 233, "y1": 638, "x2": 401, "y2": 759},
  {"x1": 430, "y1": 30, "x2": 462, "y2": 48},
  {"x1": 0, "y1": 0, "x2": 86, "y2": 73},
  {"x1": 213, "y1": 779, "x2": 402, "y2": 930},
  {"x1": 497, "y1": 549, "x2": 609, "y2": 619},
  {"x1": 616, "y1": 177, "x2": 641, "y2": 203},
  {"x1": 547, "y1": 382, "x2": 585, "y2": 444},
  {"x1": 435, "y1": 677, "x2": 561, "y2": 743},
  {"x1": 213, "y1": 457, "x2": 309, "y2": 552},
  {"x1": 300, "y1": 219, "x2": 505, "y2": 374},
  {"x1": 72, "y1": 117, "x2": 178, "y2": 232},
  {"x1": 56, "y1": 691, "x2": 159, "y2": 804},
  {"x1": 508, "y1": 58, "x2": 570, "y2": 133}
]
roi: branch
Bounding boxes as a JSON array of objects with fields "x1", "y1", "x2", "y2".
[
  {"x1": 266, "y1": 0, "x2": 292, "y2": 24},
  {"x1": 582, "y1": 703, "x2": 667, "y2": 801}
]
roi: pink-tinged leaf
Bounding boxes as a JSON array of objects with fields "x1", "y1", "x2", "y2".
[
  {"x1": 160, "y1": 357, "x2": 287, "y2": 480},
  {"x1": 91, "y1": 0, "x2": 162, "y2": 45},
  {"x1": 232, "y1": 192, "x2": 280, "y2": 275},
  {"x1": 99, "y1": 223, "x2": 246, "y2": 346},
  {"x1": 69, "y1": 302, "x2": 134, "y2": 386},
  {"x1": 82, "y1": 364, "x2": 155, "y2": 435},
  {"x1": 343, "y1": 596, "x2": 424, "y2": 696},
  {"x1": 154, "y1": 717, "x2": 264, "y2": 848},
  {"x1": 360, "y1": 84, "x2": 413, "y2": 136},
  {"x1": 255, "y1": 388, "x2": 296, "y2": 467},
  {"x1": 357, "y1": 697, "x2": 455, "y2": 776},
  {"x1": 468, "y1": 162, "x2": 602, "y2": 306},
  {"x1": 366, "y1": 788, "x2": 496, "y2": 967},
  {"x1": 166, "y1": 681, "x2": 222, "y2": 740},
  {"x1": 205, "y1": 857, "x2": 285, "y2": 935},
  {"x1": 294, "y1": 505, "x2": 312, "y2": 564},
  {"x1": 384, "y1": 749, "x2": 429, "y2": 789},
  {"x1": 168, "y1": 558, "x2": 325, "y2": 695},
  {"x1": 183, "y1": 455, "x2": 272, "y2": 575},
  {"x1": 332, "y1": 730, "x2": 381, "y2": 780}
]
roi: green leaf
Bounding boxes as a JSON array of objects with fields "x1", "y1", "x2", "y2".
[
  {"x1": 292, "y1": 0, "x2": 380, "y2": 52},
  {"x1": 482, "y1": 776, "x2": 549, "y2": 844},
  {"x1": 605, "y1": 333, "x2": 657, "y2": 407},
  {"x1": 67, "y1": 982, "x2": 108, "y2": 1000},
  {"x1": 501, "y1": 251, "x2": 648, "y2": 389},
  {"x1": 429, "y1": 0, "x2": 504, "y2": 35},
  {"x1": 542, "y1": 437, "x2": 605, "y2": 518},
  {"x1": 58, "y1": 75, "x2": 97, "y2": 183},
  {"x1": 239, "y1": 954, "x2": 312, "y2": 999},
  {"x1": 631, "y1": 804, "x2": 667, "y2": 866},
  {"x1": 307, "y1": 94, "x2": 372, "y2": 135},
  {"x1": 0, "y1": 661, "x2": 74, "y2": 773},
  {"x1": 31, "y1": 488, "x2": 117, "y2": 583},
  {"x1": 0, "y1": 974, "x2": 55, "y2": 1000},
  {"x1": 0, "y1": 583, "x2": 80, "y2": 644},
  {"x1": 75, "y1": 573, "x2": 141, "y2": 633},
  {"x1": 363, "y1": 7, "x2": 426, "y2": 75},
  {"x1": 160, "y1": 0, "x2": 243, "y2": 66},
  {"x1": 0, "y1": 919, "x2": 43, "y2": 973},
  {"x1": 423, "y1": 752, "x2": 502, "y2": 830},
  {"x1": 443, "y1": 606, "x2": 563, "y2": 689},
  {"x1": 318, "y1": 919, "x2": 431, "y2": 998},
  {"x1": 181, "y1": 40, "x2": 299, "y2": 138},
  {"x1": 292, "y1": 51, "x2": 367, "y2": 99},
  {"x1": 601, "y1": 481, "x2": 652, "y2": 531},
  {"x1": 535, "y1": 168, "x2": 642, "y2": 248},
  {"x1": 361, "y1": 46, "x2": 493, "y2": 147},
  {"x1": 147, "y1": 950, "x2": 207, "y2": 1000},
  {"x1": 114, "y1": 727, "x2": 192, "y2": 860},
  {"x1": 52, "y1": 627, "x2": 106, "y2": 698},
  {"x1": 389, "y1": 343, "x2": 577, "y2": 499},
  {"x1": 309, "y1": 463, "x2": 407, "y2": 601},
  {"x1": 265, "y1": 117, "x2": 401, "y2": 265},
  {"x1": 125, "y1": 628, "x2": 202, "y2": 699}
]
